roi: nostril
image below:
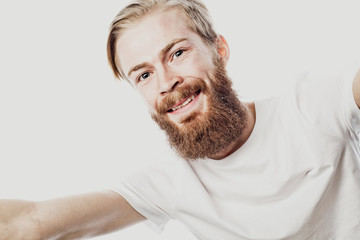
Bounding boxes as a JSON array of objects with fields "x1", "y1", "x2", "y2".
[
  {"x1": 161, "y1": 81, "x2": 180, "y2": 95},
  {"x1": 171, "y1": 81, "x2": 180, "y2": 90}
]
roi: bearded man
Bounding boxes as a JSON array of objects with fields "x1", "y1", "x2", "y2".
[{"x1": 1, "y1": 0, "x2": 360, "y2": 239}]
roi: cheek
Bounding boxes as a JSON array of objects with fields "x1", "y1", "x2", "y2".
[
  {"x1": 185, "y1": 53, "x2": 214, "y2": 77},
  {"x1": 139, "y1": 88, "x2": 158, "y2": 111}
]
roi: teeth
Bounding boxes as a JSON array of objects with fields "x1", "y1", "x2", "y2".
[{"x1": 171, "y1": 94, "x2": 196, "y2": 112}]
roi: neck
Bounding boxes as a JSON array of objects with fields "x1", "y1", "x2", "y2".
[{"x1": 209, "y1": 102, "x2": 256, "y2": 160}]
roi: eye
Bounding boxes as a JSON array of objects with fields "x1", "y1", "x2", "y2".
[
  {"x1": 171, "y1": 49, "x2": 185, "y2": 62},
  {"x1": 138, "y1": 72, "x2": 150, "y2": 82},
  {"x1": 174, "y1": 49, "x2": 184, "y2": 58}
]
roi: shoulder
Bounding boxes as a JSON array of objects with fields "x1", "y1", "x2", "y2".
[{"x1": 290, "y1": 64, "x2": 360, "y2": 140}]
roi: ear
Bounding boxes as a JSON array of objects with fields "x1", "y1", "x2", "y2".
[{"x1": 216, "y1": 35, "x2": 230, "y2": 65}]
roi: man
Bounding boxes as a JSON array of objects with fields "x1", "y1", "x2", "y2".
[{"x1": 1, "y1": 0, "x2": 360, "y2": 239}]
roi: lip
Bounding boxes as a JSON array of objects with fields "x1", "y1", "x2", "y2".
[
  {"x1": 167, "y1": 90, "x2": 199, "y2": 111},
  {"x1": 167, "y1": 90, "x2": 201, "y2": 115}
]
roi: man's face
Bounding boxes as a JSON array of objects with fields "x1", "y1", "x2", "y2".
[
  {"x1": 116, "y1": 9, "x2": 215, "y2": 124},
  {"x1": 116, "y1": 9, "x2": 247, "y2": 159}
]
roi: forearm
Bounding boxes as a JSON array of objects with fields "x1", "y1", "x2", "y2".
[
  {"x1": 0, "y1": 199, "x2": 40, "y2": 240},
  {"x1": 1, "y1": 191, "x2": 145, "y2": 240},
  {"x1": 35, "y1": 191, "x2": 145, "y2": 239},
  {"x1": 353, "y1": 67, "x2": 360, "y2": 108}
]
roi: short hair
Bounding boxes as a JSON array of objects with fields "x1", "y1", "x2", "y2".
[{"x1": 107, "y1": 0, "x2": 218, "y2": 80}]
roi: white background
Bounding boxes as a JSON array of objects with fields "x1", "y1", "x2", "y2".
[{"x1": 0, "y1": 0, "x2": 359, "y2": 239}]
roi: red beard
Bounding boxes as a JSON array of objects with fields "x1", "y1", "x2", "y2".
[{"x1": 151, "y1": 58, "x2": 247, "y2": 160}]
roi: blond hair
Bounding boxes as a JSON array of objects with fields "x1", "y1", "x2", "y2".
[{"x1": 107, "y1": 0, "x2": 217, "y2": 80}]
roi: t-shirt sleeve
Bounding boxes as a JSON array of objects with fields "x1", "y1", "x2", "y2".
[
  {"x1": 292, "y1": 62, "x2": 360, "y2": 141},
  {"x1": 110, "y1": 160, "x2": 179, "y2": 232}
]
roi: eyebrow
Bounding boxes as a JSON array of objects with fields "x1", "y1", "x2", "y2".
[{"x1": 127, "y1": 38, "x2": 188, "y2": 77}]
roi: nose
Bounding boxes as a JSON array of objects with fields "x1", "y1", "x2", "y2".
[{"x1": 158, "y1": 68, "x2": 183, "y2": 95}]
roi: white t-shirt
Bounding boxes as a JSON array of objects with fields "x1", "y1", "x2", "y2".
[{"x1": 113, "y1": 64, "x2": 360, "y2": 240}]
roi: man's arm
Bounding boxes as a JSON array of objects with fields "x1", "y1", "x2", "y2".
[
  {"x1": 0, "y1": 190, "x2": 145, "y2": 240},
  {"x1": 353, "y1": 67, "x2": 360, "y2": 109}
]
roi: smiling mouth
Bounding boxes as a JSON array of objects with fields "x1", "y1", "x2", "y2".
[{"x1": 167, "y1": 90, "x2": 201, "y2": 113}]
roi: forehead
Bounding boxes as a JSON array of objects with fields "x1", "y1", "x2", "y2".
[{"x1": 115, "y1": 8, "x2": 200, "y2": 76}]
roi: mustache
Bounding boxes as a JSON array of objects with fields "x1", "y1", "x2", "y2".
[{"x1": 156, "y1": 79, "x2": 207, "y2": 115}]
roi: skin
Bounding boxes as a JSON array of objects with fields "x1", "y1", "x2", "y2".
[
  {"x1": 116, "y1": 9, "x2": 256, "y2": 159},
  {"x1": 354, "y1": 68, "x2": 360, "y2": 109},
  {"x1": 117, "y1": 9, "x2": 215, "y2": 124},
  {"x1": 0, "y1": 191, "x2": 145, "y2": 239}
]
